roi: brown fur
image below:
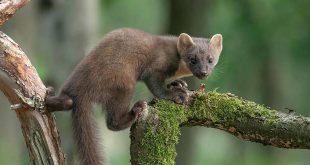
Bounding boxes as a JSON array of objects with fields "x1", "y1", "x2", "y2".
[{"x1": 46, "y1": 28, "x2": 223, "y2": 165}]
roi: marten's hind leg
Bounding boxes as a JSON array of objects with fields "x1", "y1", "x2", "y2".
[
  {"x1": 45, "y1": 87, "x2": 73, "y2": 111},
  {"x1": 105, "y1": 87, "x2": 147, "y2": 131}
]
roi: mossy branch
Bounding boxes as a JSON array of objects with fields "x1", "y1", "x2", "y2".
[{"x1": 130, "y1": 91, "x2": 310, "y2": 165}]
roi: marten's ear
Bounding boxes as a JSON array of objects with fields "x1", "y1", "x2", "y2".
[
  {"x1": 177, "y1": 33, "x2": 194, "y2": 51},
  {"x1": 210, "y1": 34, "x2": 223, "y2": 55}
]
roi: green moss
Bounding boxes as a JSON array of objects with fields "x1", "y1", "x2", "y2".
[
  {"x1": 136, "y1": 100, "x2": 187, "y2": 165},
  {"x1": 188, "y1": 92, "x2": 280, "y2": 125}
]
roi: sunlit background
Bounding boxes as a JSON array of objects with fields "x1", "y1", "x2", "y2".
[{"x1": 1, "y1": 0, "x2": 310, "y2": 164}]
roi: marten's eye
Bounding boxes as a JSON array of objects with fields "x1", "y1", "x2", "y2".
[
  {"x1": 208, "y1": 57, "x2": 213, "y2": 64},
  {"x1": 190, "y1": 57, "x2": 197, "y2": 65}
]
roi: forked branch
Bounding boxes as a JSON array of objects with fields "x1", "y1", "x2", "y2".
[{"x1": 0, "y1": 32, "x2": 65, "y2": 165}]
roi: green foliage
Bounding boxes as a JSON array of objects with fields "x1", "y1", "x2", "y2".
[{"x1": 100, "y1": 0, "x2": 168, "y2": 34}]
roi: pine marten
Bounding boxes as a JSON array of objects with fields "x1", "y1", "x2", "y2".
[{"x1": 46, "y1": 28, "x2": 223, "y2": 165}]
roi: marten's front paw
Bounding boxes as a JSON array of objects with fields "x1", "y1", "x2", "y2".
[
  {"x1": 132, "y1": 100, "x2": 148, "y2": 115},
  {"x1": 167, "y1": 79, "x2": 188, "y2": 89},
  {"x1": 170, "y1": 87, "x2": 189, "y2": 104}
]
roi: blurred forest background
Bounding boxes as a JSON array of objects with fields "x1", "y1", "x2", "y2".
[{"x1": 1, "y1": 0, "x2": 310, "y2": 164}]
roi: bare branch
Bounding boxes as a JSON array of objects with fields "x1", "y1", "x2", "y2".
[
  {"x1": 0, "y1": 0, "x2": 30, "y2": 25},
  {"x1": 0, "y1": 31, "x2": 66, "y2": 165}
]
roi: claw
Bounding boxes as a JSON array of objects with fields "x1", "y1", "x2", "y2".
[
  {"x1": 171, "y1": 87, "x2": 189, "y2": 104},
  {"x1": 132, "y1": 100, "x2": 148, "y2": 115},
  {"x1": 167, "y1": 79, "x2": 188, "y2": 89},
  {"x1": 46, "y1": 86, "x2": 55, "y2": 96}
]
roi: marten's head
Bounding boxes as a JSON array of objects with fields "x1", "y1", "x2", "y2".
[{"x1": 177, "y1": 33, "x2": 223, "y2": 79}]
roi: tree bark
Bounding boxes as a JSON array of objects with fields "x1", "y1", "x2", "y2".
[
  {"x1": 0, "y1": 31, "x2": 65, "y2": 165},
  {"x1": 0, "y1": 1, "x2": 65, "y2": 164},
  {"x1": 0, "y1": 0, "x2": 30, "y2": 25},
  {"x1": 130, "y1": 90, "x2": 310, "y2": 165}
]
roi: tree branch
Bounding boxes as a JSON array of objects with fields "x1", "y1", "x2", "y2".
[
  {"x1": 0, "y1": 31, "x2": 65, "y2": 165},
  {"x1": 130, "y1": 91, "x2": 310, "y2": 165},
  {"x1": 0, "y1": 0, "x2": 30, "y2": 25}
]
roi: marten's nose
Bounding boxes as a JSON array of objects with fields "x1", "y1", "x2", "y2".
[{"x1": 201, "y1": 71, "x2": 208, "y2": 77}]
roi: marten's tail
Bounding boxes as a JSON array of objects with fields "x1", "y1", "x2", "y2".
[{"x1": 72, "y1": 97, "x2": 104, "y2": 165}]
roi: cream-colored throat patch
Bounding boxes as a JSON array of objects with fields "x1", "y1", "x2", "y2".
[{"x1": 171, "y1": 60, "x2": 193, "y2": 80}]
